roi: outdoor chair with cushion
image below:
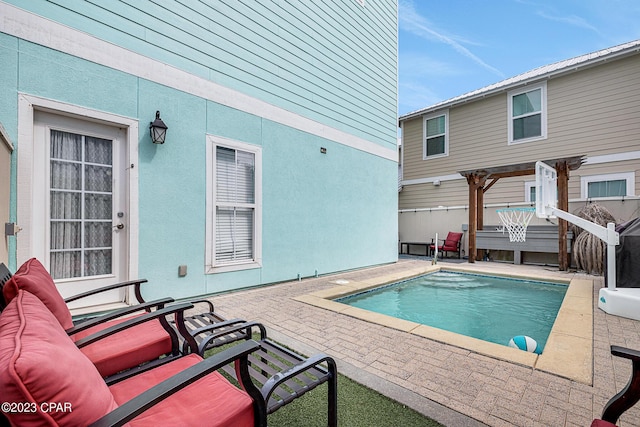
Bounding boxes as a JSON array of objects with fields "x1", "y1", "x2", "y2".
[
  {"x1": 0, "y1": 258, "x2": 189, "y2": 378},
  {"x1": 174, "y1": 309, "x2": 338, "y2": 427},
  {"x1": 592, "y1": 345, "x2": 640, "y2": 427},
  {"x1": 430, "y1": 231, "x2": 463, "y2": 259},
  {"x1": 0, "y1": 263, "x2": 10, "y2": 311},
  {"x1": 0, "y1": 290, "x2": 267, "y2": 426}
]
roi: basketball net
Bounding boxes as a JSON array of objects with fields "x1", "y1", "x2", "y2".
[{"x1": 497, "y1": 208, "x2": 536, "y2": 242}]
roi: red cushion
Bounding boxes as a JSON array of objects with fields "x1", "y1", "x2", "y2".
[
  {"x1": 2, "y1": 258, "x2": 74, "y2": 330},
  {"x1": 109, "y1": 354, "x2": 254, "y2": 426},
  {"x1": 0, "y1": 290, "x2": 119, "y2": 426},
  {"x1": 445, "y1": 232, "x2": 463, "y2": 241},
  {"x1": 73, "y1": 315, "x2": 173, "y2": 377},
  {"x1": 591, "y1": 420, "x2": 617, "y2": 427}
]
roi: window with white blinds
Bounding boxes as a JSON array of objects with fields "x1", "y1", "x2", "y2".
[
  {"x1": 206, "y1": 136, "x2": 262, "y2": 273},
  {"x1": 581, "y1": 172, "x2": 635, "y2": 200}
]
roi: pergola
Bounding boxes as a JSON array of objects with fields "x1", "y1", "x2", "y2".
[{"x1": 458, "y1": 155, "x2": 585, "y2": 270}]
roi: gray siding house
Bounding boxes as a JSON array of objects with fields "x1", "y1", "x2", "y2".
[{"x1": 399, "y1": 40, "x2": 640, "y2": 265}]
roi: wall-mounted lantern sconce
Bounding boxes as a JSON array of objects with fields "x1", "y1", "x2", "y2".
[{"x1": 149, "y1": 111, "x2": 168, "y2": 144}]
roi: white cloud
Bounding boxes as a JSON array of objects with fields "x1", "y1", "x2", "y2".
[
  {"x1": 537, "y1": 11, "x2": 603, "y2": 35},
  {"x1": 400, "y1": 53, "x2": 462, "y2": 78},
  {"x1": 399, "y1": 0, "x2": 505, "y2": 78},
  {"x1": 398, "y1": 81, "x2": 443, "y2": 114}
]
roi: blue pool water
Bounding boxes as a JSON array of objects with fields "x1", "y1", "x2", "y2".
[{"x1": 337, "y1": 271, "x2": 567, "y2": 352}]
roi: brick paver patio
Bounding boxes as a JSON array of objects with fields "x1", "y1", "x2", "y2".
[{"x1": 201, "y1": 258, "x2": 640, "y2": 426}]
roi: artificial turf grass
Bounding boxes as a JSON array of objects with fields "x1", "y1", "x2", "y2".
[
  {"x1": 203, "y1": 340, "x2": 443, "y2": 427},
  {"x1": 267, "y1": 373, "x2": 444, "y2": 427}
]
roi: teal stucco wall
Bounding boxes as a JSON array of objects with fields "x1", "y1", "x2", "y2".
[
  {"x1": 3, "y1": 0, "x2": 397, "y2": 150},
  {"x1": 0, "y1": 0, "x2": 398, "y2": 300}
]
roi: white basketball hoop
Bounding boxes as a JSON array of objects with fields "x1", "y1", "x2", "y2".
[
  {"x1": 533, "y1": 159, "x2": 633, "y2": 320},
  {"x1": 535, "y1": 161, "x2": 557, "y2": 219},
  {"x1": 496, "y1": 207, "x2": 536, "y2": 242}
]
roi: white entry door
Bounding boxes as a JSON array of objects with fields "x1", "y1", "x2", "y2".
[{"x1": 33, "y1": 111, "x2": 128, "y2": 308}]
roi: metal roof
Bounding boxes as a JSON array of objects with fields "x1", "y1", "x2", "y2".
[{"x1": 399, "y1": 39, "x2": 640, "y2": 122}]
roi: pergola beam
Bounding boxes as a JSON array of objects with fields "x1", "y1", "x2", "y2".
[{"x1": 459, "y1": 155, "x2": 585, "y2": 269}]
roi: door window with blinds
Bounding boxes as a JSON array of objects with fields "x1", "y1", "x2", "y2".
[
  {"x1": 206, "y1": 136, "x2": 262, "y2": 273},
  {"x1": 50, "y1": 129, "x2": 114, "y2": 279}
]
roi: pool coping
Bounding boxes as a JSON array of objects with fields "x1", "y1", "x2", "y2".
[{"x1": 293, "y1": 264, "x2": 593, "y2": 385}]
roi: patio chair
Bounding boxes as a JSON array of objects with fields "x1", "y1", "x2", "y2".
[
  {"x1": 0, "y1": 258, "x2": 187, "y2": 378},
  {"x1": 430, "y1": 231, "x2": 463, "y2": 258},
  {"x1": 0, "y1": 263, "x2": 10, "y2": 311},
  {"x1": 0, "y1": 289, "x2": 267, "y2": 426},
  {"x1": 173, "y1": 306, "x2": 338, "y2": 427},
  {"x1": 592, "y1": 345, "x2": 640, "y2": 427}
]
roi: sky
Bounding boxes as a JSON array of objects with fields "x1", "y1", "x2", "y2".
[{"x1": 398, "y1": 0, "x2": 640, "y2": 116}]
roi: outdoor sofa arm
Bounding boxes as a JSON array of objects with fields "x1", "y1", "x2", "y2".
[
  {"x1": 74, "y1": 302, "x2": 194, "y2": 349},
  {"x1": 66, "y1": 297, "x2": 174, "y2": 336},
  {"x1": 65, "y1": 279, "x2": 149, "y2": 304},
  {"x1": 601, "y1": 345, "x2": 640, "y2": 423},
  {"x1": 89, "y1": 340, "x2": 267, "y2": 427}
]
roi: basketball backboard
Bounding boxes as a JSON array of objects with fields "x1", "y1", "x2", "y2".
[{"x1": 535, "y1": 161, "x2": 557, "y2": 218}]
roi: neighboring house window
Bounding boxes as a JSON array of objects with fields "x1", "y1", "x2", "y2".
[
  {"x1": 206, "y1": 135, "x2": 262, "y2": 273},
  {"x1": 526, "y1": 180, "x2": 557, "y2": 203},
  {"x1": 525, "y1": 181, "x2": 536, "y2": 202},
  {"x1": 508, "y1": 82, "x2": 547, "y2": 144},
  {"x1": 423, "y1": 111, "x2": 448, "y2": 159},
  {"x1": 581, "y1": 172, "x2": 635, "y2": 199}
]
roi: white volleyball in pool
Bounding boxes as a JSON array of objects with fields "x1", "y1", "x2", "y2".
[{"x1": 508, "y1": 335, "x2": 541, "y2": 354}]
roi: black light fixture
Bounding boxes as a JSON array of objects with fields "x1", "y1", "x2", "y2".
[{"x1": 149, "y1": 110, "x2": 168, "y2": 144}]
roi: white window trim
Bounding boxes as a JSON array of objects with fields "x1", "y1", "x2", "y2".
[
  {"x1": 422, "y1": 110, "x2": 449, "y2": 160},
  {"x1": 524, "y1": 181, "x2": 536, "y2": 203},
  {"x1": 206, "y1": 135, "x2": 262, "y2": 274},
  {"x1": 507, "y1": 82, "x2": 547, "y2": 145},
  {"x1": 580, "y1": 172, "x2": 635, "y2": 199}
]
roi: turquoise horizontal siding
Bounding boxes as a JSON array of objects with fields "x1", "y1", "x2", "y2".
[{"x1": 8, "y1": 0, "x2": 397, "y2": 149}]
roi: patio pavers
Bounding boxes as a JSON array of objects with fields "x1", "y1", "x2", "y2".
[{"x1": 203, "y1": 259, "x2": 640, "y2": 427}]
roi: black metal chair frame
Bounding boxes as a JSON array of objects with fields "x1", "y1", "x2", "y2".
[
  {"x1": 173, "y1": 302, "x2": 338, "y2": 427},
  {"x1": 599, "y1": 345, "x2": 640, "y2": 424}
]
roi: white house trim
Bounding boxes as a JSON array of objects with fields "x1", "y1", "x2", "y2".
[
  {"x1": 401, "y1": 149, "x2": 640, "y2": 188},
  {"x1": 401, "y1": 173, "x2": 463, "y2": 186},
  {"x1": 0, "y1": 2, "x2": 396, "y2": 162},
  {"x1": 0, "y1": 123, "x2": 13, "y2": 151},
  {"x1": 584, "y1": 151, "x2": 640, "y2": 165},
  {"x1": 17, "y1": 93, "x2": 139, "y2": 292}
]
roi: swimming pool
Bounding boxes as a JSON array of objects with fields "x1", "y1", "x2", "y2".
[{"x1": 336, "y1": 271, "x2": 567, "y2": 353}]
